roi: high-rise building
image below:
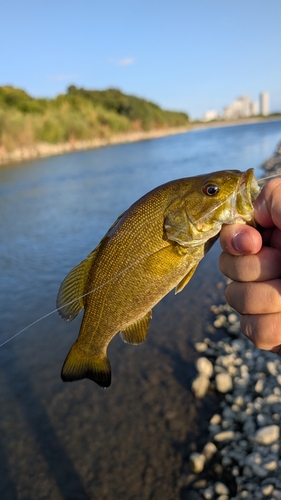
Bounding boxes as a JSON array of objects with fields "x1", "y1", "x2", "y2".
[
  {"x1": 251, "y1": 101, "x2": 259, "y2": 116},
  {"x1": 260, "y1": 92, "x2": 269, "y2": 116}
]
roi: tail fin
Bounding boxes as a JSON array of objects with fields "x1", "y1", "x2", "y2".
[{"x1": 61, "y1": 342, "x2": 111, "y2": 388}]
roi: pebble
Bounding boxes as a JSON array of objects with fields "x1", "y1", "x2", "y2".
[
  {"x1": 262, "y1": 484, "x2": 274, "y2": 496},
  {"x1": 191, "y1": 374, "x2": 210, "y2": 399},
  {"x1": 189, "y1": 452, "x2": 206, "y2": 473},
  {"x1": 196, "y1": 357, "x2": 213, "y2": 378},
  {"x1": 190, "y1": 291, "x2": 281, "y2": 500},
  {"x1": 215, "y1": 373, "x2": 233, "y2": 393},
  {"x1": 214, "y1": 482, "x2": 229, "y2": 495},
  {"x1": 214, "y1": 430, "x2": 235, "y2": 442},
  {"x1": 203, "y1": 442, "x2": 217, "y2": 460},
  {"x1": 254, "y1": 425, "x2": 280, "y2": 445}
]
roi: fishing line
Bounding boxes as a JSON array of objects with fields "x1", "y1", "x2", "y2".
[{"x1": 1, "y1": 171, "x2": 281, "y2": 347}]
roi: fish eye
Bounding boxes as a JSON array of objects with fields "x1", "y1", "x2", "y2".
[{"x1": 202, "y1": 183, "x2": 220, "y2": 196}]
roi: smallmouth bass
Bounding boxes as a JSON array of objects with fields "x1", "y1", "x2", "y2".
[{"x1": 57, "y1": 169, "x2": 259, "y2": 387}]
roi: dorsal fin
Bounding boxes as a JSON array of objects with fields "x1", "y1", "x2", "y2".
[
  {"x1": 56, "y1": 245, "x2": 100, "y2": 322},
  {"x1": 120, "y1": 310, "x2": 152, "y2": 344}
]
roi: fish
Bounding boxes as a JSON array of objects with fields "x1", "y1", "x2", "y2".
[{"x1": 57, "y1": 168, "x2": 260, "y2": 388}]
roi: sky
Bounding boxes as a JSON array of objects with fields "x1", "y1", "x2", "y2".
[{"x1": 1, "y1": 0, "x2": 281, "y2": 119}]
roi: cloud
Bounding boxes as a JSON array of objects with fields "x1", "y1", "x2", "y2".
[
  {"x1": 48, "y1": 74, "x2": 80, "y2": 81},
  {"x1": 107, "y1": 57, "x2": 135, "y2": 67},
  {"x1": 118, "y1": 57, "x2": 135, "y2": 66}
]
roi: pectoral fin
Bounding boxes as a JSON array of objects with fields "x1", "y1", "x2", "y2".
[
  {"x1": 175, "y1": 264, "x2": 199, "y2": 294},
  {"x1": 120, "y1": 310, "x2": 152, "y2": 344},
  {"x1": 56, "y1": 245, "x2": 101, "y2": 322}
]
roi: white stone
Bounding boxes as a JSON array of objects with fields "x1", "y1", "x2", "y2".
[
  {"x1": 234, "y1": 395, "x2": 244, "y2": 406},
  {"x1": 262, "y1": 484, "x2": 274, "y2": 496},
  {"x1": 214, "y1": 482, "x2": 229, "y2": 495},
  {"x1": 255, "y1": 379, "x2": 264, "y2": 393},
  {"x1": 213, "y1": 314, "x2": 227, "y2": 328},
  {"x1": 254, "y1": 425, "x2": 280, "y2": 445},
  {"x1": 228, "y1": 313, "x2": 238, "y2": 324},
  {"x1": 214, "y1": 430, "x2": 235, "y2": 442},
  {"x1": 195, "y1": 341, "x2": 208, "y2": 353},
  {"x1": 196, "y1": 357, "x2": 213, "y2": 378},
  {"x1": 231, "y1": 465, "x2": 239, "y2": 476},
  {"x1": 189, "y1": 452, "x2": 206, "y2": 473},
  {"x1": 203, "y1": 442, "x2": 217, "y2": 460},
  {"x1": 192, "y1": 375, "x2": 210, "y2": 399},
  {"x1": 215, "y1": 373, "x2": 233, "y2": 393},
  {"x1": 267, "y1": 361, "x2": 278, "y2": 376},
  {"x1": 210, "y1": 414, "x2": 221, "y2": 425},
  {"x1": 264, "y1": 460, "x2": 278, "y2": 470}
]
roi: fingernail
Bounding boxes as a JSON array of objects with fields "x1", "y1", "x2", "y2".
[{"x1": 232, "y1": 231, "x2": 248, "y2": 253}]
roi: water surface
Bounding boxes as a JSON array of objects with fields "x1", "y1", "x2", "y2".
[{"x1": 1, "y1": 120, "x2": 281, "y2": 499}]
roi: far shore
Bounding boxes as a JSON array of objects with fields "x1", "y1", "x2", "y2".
[{"x1": 1, "y1": 116, "x2": 281, "y2": 167}]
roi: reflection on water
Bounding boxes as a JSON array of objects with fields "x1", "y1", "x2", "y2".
[{"x1": 1, "y1": 120, "x2": 281, "y2": 499}]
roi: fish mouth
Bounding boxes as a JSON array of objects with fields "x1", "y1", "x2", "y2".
[{"x1": 235, "y1": 168, "x2": 260, "y2": 222}]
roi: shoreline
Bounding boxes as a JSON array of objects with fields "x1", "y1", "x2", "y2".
[{"x1": 1, "y1": 116, "x2": 281, "y2": 166}]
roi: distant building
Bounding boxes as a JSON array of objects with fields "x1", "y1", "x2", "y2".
[
  {"x1": 205, "y1": 92, "x2": 270, "y2": 122},
  {"x1": 251, "y1": 101, "x2": 259, "y2": 116},
  {"x1": 260, "y1": 92, "x2": 269, "y2": 116},
  {"x1": 202, "y1": 110, "x2": 219, "y2": 122},
  {"x1": 221, "y1": 92, "x2": 269, "y2": 121},
  {"x1": 240, "y1": 95, "x2": 251, "y2": 117}
]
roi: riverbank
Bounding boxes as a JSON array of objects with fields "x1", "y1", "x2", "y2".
[
  {"x1": 182, "y1": 151, "x2": 281, "y2": 500},
  {"x1": 1, "y1": 116, "x2": 281, "y2": 167},
  {"x1": 0, "y1": 126, "x2": 191, "y2": 165}
]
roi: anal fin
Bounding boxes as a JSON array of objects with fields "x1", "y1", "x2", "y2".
[
  {"x1": 120, "y1": 310, "x2": 152, "y2": 345},
  {"x1": 175, "y1": 264, "x2": 198, "y2": 294}
]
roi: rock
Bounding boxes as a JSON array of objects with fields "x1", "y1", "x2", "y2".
[
  {"x1": 209, "y1": 414, "x2": 221, "y2": 425},
  {"x1": 215, "y1": 373, "x2": 233, "y2": 393},
  {"x1": 196, "y1": 357, "x2": 213, "y2": 378},
  {"x1": 202, "y1": 486, "x2": 214, "y2": 499},
  {"x1": 255, "y1": 379, "x2": 264, "y2": 393},
  {"x1": 262, "y1": 484, "x2": 274, "y2": 496},
  {"x1": 192, "y1": 292, "x2": 281, "y2": 497},
  {"x1": 213, "y1": 430, "x2": 235, "y2": 442},
  {"x1": 214, "y1": 482, "x2": 229, "y2": 495},
  {"x1": 264, "y1": 460, "x2": 278, "y2": 471},
  {"x1": 189, "y1": 452, "x2": 206, "y2": 473},
  {"x1": 273, "y1": 491, "x2": 281, "y2": 500},
  {"x1": 254, "y1": 425, "x2": 280, "y2": 445},
  {"x1": 228, "y1": 313, "x2": 238, "y2": 324},
  {"x1": 195, "y1": 342, "x2": 208, "y2": 353},
  {"x1": 192, "y1": 375, "x2": 210, "y2": 399},
  {"x1": 267, "y1": 361, "x2": 278, "y2": 376},
  {"x1": 203, "y1": 442, "x2": 217, "y2": 460}
]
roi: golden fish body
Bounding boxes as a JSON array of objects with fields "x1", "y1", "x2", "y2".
[{"x1": 57, "y1": 169, "x2": 259, "y2": 387}]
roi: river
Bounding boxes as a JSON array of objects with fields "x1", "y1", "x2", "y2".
[{"x1": 1, "y1": 120, "x2": 281, "y2": 500}]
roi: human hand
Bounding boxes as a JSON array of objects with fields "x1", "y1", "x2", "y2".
[{"x1": 219, "y1": 179, "x2": 281, "y2": 354}]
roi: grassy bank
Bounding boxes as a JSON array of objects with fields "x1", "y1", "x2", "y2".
[{"x1": 0, "y1": 85, "x2": 190, "y2": 163}]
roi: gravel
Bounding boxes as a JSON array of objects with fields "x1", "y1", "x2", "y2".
[{"x1": 188, "y1": 302, "x2": 281, "y2": 500}]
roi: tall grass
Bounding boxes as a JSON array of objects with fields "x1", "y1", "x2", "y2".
[{"x1": 0, "y1": 86, "x2": 189, "y2": 151}]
